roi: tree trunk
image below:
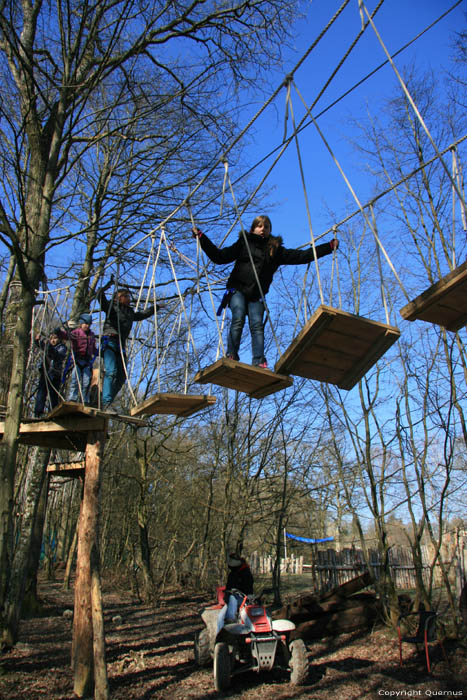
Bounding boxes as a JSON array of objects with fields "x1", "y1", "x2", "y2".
[
  {"x1": 72, "y1": 429, "x2": 107, "y2": 698},
  {"x1": 91, "y1": 543, "x2": 109, "y2": 700},
  {"x1": 3, "y1": 446, "x2": 50, "y2": 642},
  {"x1": 63, "y1": 515, "x2": 80, "y2": 591},
  {"x1": 23, "y1": 470, "x2": 50, "y2": 615},
  {"x1": 0, "y1": 279, "x2": 43, "y2": 647}
]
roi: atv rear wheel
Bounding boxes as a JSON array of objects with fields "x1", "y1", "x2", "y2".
[
  {"x1": 213, "y1": 642, "x2": 231, "y2": 691},
  {"x1": 194, "y1": 628, "x2": 211, "y2": 666},
  {"x1": 289, "y1": 639, "x2": 309, "y2": 685}
]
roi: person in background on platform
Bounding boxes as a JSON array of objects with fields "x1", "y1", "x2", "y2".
[
  {"x1": 193, "y1": 215, "x2": 338, "y2": 367},
  {"x1": 60, "y1": 312, "x2": 98, "y2": 404},
  {"x1": 97, "y1": 287, "x2": 161, "y2": 408},
  {"x1": 33, "y1": 329, "x2": 67, "y2": 416}
]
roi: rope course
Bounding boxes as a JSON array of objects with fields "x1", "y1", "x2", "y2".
[{"x1": 23, "y1": 0, "x2": 466, "y2": 413}]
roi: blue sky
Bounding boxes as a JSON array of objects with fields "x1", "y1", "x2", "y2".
[{"x1": 218, "y1": 0, "x2": 466, "y2": 251}]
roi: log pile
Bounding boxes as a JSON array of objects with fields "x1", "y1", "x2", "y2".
[{"x1": 272, "y1": 572, "x2": 381, "y2": 641}]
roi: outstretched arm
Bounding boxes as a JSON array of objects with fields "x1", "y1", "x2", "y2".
[
  {"x1": 279, "y1": 239, "x2": 338, "y2": 265},
  {"x1": 193, "y1": 227, "x2": 241, "y2": 265}
]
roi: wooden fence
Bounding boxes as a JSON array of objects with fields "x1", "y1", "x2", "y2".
[{"x1": 250, "y1": 533, "x2": 467, "y2": 595}]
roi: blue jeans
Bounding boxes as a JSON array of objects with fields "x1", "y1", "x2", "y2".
[
  {"x1": 70, "y1": 361, "x2": 92, "y2": 403},
  {"x1": 228, "y1": 291, "x2": 265, "y2": 365},
  {"x1": 102, "y1": 338, "x2": 127, "y2": 406}
]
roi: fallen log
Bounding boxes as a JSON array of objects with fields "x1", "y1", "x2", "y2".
[
  {"x1": 291, "y1": 598, "x2": 381, "y2": 641},
  {"x1": 320, "y1": 570, "x2": 373, "y2": 602},
  {"x1": 273, "y1": 571, "x2": 374, "y2": 622}
]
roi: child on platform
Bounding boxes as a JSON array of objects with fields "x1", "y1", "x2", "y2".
[
  {"x1": 33, "y1": 329, "x2": 67, "y2": 416},
  {"x1": 60, "y1": 313, "x2": 98, "y2": 404},
  {"x1": 193, "y1": 215, "x2": 338, "y2": 367}
]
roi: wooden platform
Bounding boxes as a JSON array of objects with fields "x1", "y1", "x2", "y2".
[
  {"x1": 0, "y1": 402, "x2": 147, "y2": 450},
  {"x1": 130, "y1": 393, "x2": 217, "y2": 418},
  {"x1": 47, "y1": 402, "x2": 148, "y2": 426},
  {"x1": 274, "y1": 305, "x2": 400, "y2": 391},
  {"x1": 47, "y1": 461, "x2": 85, "y2": 477},
  {"x1": 399, "y1": 260, "x2": 467, "y2": 332},
  {"x1": 194, "y1": 358, "x2": 293, "y2": 399},
  {"x1": 0, "y1": 415, "x2": 106, "y2": 450}
]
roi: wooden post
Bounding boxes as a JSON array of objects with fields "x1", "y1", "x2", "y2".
[{"x1": 72, "y1": 429, "x2": 108, "y2": 699}]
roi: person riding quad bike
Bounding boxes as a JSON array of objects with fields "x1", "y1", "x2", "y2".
[
  {"x1": 224, "y1": 553, "x2": 253, "y2": 622},
  {"x1": 193, "y1": 583, "x2": 309, "y2": 690}
]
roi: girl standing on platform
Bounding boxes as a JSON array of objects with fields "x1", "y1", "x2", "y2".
[{"x1": 193, "y1": 215, "x2": 338, "y2": 367}]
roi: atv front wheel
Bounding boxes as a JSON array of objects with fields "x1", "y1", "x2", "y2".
[
  {"x1": 213, "y1": 641, "x2": 231, "y2": 691},
  {"x1": 289, "y1": 638, "x2": 309, "y2": 685},
  {"x1": 194, "y1": 628, "x2": 211, "y2": 666}
]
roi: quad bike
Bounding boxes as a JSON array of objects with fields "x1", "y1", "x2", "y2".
[{"x1": 193, "y1": 586, "x2": 309, "y2": 691}]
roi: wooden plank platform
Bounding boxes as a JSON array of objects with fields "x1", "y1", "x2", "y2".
[
  {"x1": 399, "y1": 260, "x2": 467, "y2": 332},
  {"x1": 274, "y1": 305, "x2": 400, "y2": 391},
  {"x1": 130, "y1": 393, "x2": 217, "y2": 418},
  {"x1": 48, "y1": 401, "x2": 148, "y2": 426},
  {"x1": 47, "y1": 461, "x2": 85, "y2": 477},
  {"x1": 0, "y1": 416, "x2": 106, "y2": 450},
  {"x1": 193, "y1": 358, "x2": 293, "y2": 399},
  {"x1": 0, "y1": 402, "x2": 147, "y2": 450}
]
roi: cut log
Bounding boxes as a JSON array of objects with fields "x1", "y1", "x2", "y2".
[
  {"x1": 290, "y1": 599, "x2": 381, "y2": 641},
  {"x1": 320, "y1": 570, "x2": 373, "y2": 601}
]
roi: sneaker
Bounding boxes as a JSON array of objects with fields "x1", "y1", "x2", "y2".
[
  {"x1": 258, "y1": 360, "x2": 268, "y2": 369},
  {"x1": 226, "y1": 353, "x2": 239, "y2": 361}
]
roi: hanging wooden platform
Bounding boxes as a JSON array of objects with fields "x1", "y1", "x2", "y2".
[
  {"x1": 399, "y1": 260, "x2": 467, "y2": 332},
  {"x1": 274, "y1": 305, "x2": 400, "y2": 391},
  {"x1": 47, "y1": 461, "x2": 85, "y2": 477},
  {"x1": 0, "y1": 402, "x2": 147, "y2": 450},
  {"x1": 130, "y1": 393, "x2": 217, "y2": 418},
  {"x1": 194, "y1": 358, "x2": 293, "y2": 399},
  {"x1": 47, "y1": 401, "x2": 148, "y2": 426}
]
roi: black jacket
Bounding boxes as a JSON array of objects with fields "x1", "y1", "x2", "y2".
[
  {"x1": 98, "y1": 291, "x2": 155, "y2": 346},
  {"x1": 200, "y1": 231, "x2": 333, "y2": 301},
  {"x1": 35, "y1": 338, "x2": 67, "y2": 379},
  {"x1": 226, "y1": 561, "x2": 254, "y2": 597}
]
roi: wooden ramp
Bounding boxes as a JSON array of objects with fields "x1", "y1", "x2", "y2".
[
  {"x1": 275, "y1": 305, "x2": 400, "y2": 391},
  {"x1": 130, "y1": 393, "x2": 216, "y2": 418},
  {"x1": 194, "y1": 358, "x2": 293, "y2": 399},
  {"x1": 400, "y1": 260, "x2": 467, "y2": 332}
]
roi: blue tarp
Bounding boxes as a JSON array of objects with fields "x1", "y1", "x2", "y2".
[{"x1": 285, "y1": 532, "x2": 334, "y2": 544}]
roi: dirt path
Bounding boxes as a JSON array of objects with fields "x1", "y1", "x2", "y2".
[{"x1": 0, "y1": 578, "x2": 464, "y2": 699}]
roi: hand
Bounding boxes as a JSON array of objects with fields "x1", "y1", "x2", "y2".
[
  {"x1": 192, "y1": 226, "x2": 203, "y2": 239},
  {"x1": 329, "y1": 238, "x2": 339, "y2": 251}
]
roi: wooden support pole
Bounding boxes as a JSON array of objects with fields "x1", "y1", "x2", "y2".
[{"x1": 72, "y1": 429, "x2": 108, "y2": 699}]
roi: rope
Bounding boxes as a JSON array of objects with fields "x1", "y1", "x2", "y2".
[
  {"x1": 286, "y1": 81, "x2": 324, "y2": 312},
  {"x1": 315, "y1": 134, "x2": 467, "y2": 243},
  {"x1": 370, "y1": 205, "x2": 390, "y2": 325},
  {"x1": 293, "y1": 80, "x2": 412, "y2": 303},
  {"x1": 328, "y1": 225, "x2": 342, "y2": 311},
  {"x1": 162, "y1": 227, "x2": 200, "y2": 372},
  {"x1": 361, "y1": 0, "x2": 467, "y2": 214},
  {"x1": 29, "y1": 1, "x2": 462, "y2": 302}
]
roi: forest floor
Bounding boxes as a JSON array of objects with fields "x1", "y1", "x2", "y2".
[{"x1": 0, "y1": 574, "x2": 465, "y2": 700}]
